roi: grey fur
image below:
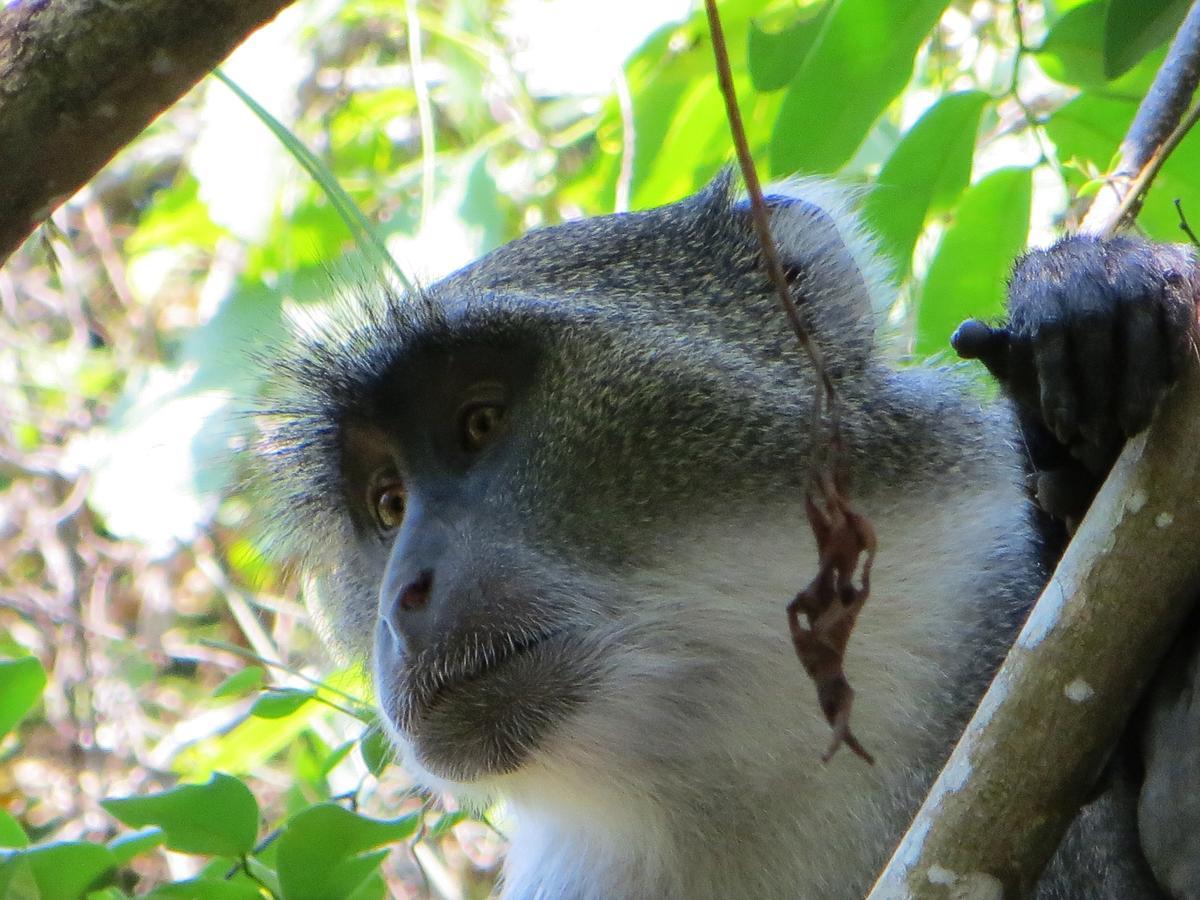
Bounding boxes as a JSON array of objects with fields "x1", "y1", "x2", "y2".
[{"x1": 253, "y1": 174, "x2": 1183, "y2": 898}]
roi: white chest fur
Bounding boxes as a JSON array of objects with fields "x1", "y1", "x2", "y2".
[{"x1": 489, "y1": 466, "x2": 1034, "y2": 899}]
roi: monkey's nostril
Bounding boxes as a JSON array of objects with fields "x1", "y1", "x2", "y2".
[{"x1": 398, "y1": 570, "x2": 433, "y2": 611}]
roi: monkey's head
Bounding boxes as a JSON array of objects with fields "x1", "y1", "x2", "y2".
[{"x1": 254, "y1": 176, "x2": 898, "y2": 797}]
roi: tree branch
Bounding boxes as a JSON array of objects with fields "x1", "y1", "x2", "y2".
[
  {"x1": 0, "y1": 0, "x2": 299, "y2": 265},
  {"x1": 869, "y1": 6, "x2": 1200, "y2": 897},
  {"x1": 1081, "y1": 1, "x2": 1200, "y2": 233}
]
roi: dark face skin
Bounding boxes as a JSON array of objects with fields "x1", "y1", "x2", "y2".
[{"x1": 342, "y1": 342, "x2": 596, "y2": 781}]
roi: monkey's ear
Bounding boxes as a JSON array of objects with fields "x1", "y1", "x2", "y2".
[{"x1": 735, "y1": 183, "x2": 885, "y2": 357}]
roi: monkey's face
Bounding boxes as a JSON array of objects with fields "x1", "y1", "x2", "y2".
[
  {"x1": 309, "y1": 310, "x2": 815, "y2": 786},
  {"x1": 330, "y1": 336, "x2": 620, "y2": 783},
  {"x1": 256, "y1": 179, "x2": 856, "y2": 789}
]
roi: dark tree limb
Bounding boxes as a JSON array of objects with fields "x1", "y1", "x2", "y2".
[
  {"x1": 869, "y1": 5, "x2": 1200, "y2": 897},
  {"x1": 1082, "y1": 0, "x2": 1200, "y2": 232},
  {"x1": 0, "y1": 0, "x2": 299, "y2": 265}
]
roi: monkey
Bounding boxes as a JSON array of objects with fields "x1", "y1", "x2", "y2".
[{"x1": 254, "y1": 172, "x2": 1200, "y2": 899}]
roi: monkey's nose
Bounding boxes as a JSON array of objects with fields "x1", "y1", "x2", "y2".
[
  {"x1": 379, "y1": 569, "x2": 435, "y2": 650},
  {"x1": 398, "y1": 570, "x2": 433, "y2": 611}
]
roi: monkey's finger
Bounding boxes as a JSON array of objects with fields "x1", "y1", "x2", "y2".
[
  {"x1": 1033, "y1": 466, "x2": 1099, "y2": 524},
  {"x1": 951, "y1": 319, "x2": 1011, "y2": 381},
  {"x1": 1161, "y1": 271, "x2": 1200, "y2": 379},
  {"x1": 1032, "y1": 321, "x2": 1078, "y2": 445},
  {"x1": 1068, "y1": 308, "x2": 1119, "y2": 450},
  {"x1": 1115, "y1": 298, "x2": 1171, "y2": 437}
]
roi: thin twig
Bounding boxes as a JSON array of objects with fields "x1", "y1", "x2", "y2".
[
  {"x1": 702, "y1": 0, "x2": 837, "y2": 434},
  {"x1": 1099, "y1": 99, "x2": 1200, "y2": 239},
  {"x1": 705, "y1": 0, "x2": 875, "y2": 763},
  {"x1": 1175, "y1": 198, "x2": 1200, "y2": 245}
]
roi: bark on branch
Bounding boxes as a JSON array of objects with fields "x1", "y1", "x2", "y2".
[
  {"x1": 0, "y1": 0, "x2": 299, "y2": 265},
  {"x1": 869, "y1": 5, "x2": 1200, "y2": 897}
]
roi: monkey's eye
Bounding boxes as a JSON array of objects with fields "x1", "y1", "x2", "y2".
[
  {"x1": 371, "y1": 482, "x2": 407, "y2": 531},
  {"x1": 459, "y1": 402, "x2": 506, "y2": 452}
]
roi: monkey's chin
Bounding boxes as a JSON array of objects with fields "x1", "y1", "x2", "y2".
[{"x1": 380, "y1": 640, "x2": 590, "y2": 783}]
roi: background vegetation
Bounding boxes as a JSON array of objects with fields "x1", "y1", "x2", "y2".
[{"x1": 1, "y1": 0, "x2": 1197, "y2": 896}]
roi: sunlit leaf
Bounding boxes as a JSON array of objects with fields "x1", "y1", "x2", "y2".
[
  {"x1": 747, "y1": 3, "x2": 831, "y2": 92},
  {"x1": 175, "y1": 666, "x2": 367, "y2": 778},
  {"x1": 1103, "y1": 0, "x2": 1189, "y2": 79},
  {"x1": 358, "y1": 725, "x2": 392, "y2": 778},
  {"x1": 916, "y1": 168, "x2": 1033, "y2": 357},
  {"x1": 1036, "y1": 1, "x2": 1107, "y2": 85},
  {"x1": 276, "y1": 804, "x2": 419, "y2": 900},
  {"x1": 244, "y1": 854, "x2": 282, "y2": 896},
  {"x1": 146, "y1": 878, "x2": 265, "y2": 900},
  {"x1": 863, "y1": 91, "x2": 988, "y2": 275},
  {"x1": 319, "y1": 740, "x2": 358, "y2": 780},
  {"x1": 346, "y1": 871, "x2": 389, "y2": 900},
  {"x1": 107, "y1": 826, "x2": 165, "y2": 865},
  {"x1": 212, "y1": 69, "x2": 411, "y2": 291},
  {"x1": 1, "y1": 841, "x2": 117, "y2": 899},
  {"x1": 214, "y1": 667, "x2": 267, "y2": 701},
  {"x1": 250, "y1": 688, "x2": 315, "y2": 720},
  {"x1": 102, "y1": 773, "x2": 259, "y2": 857},
  {"x1": 125, "y1": 175, "x2": 226, "y2": 254},
  {"x1": 0, "y1": 810, "x2": 27, "y2": 849},
  {"x1": 770, "y1": 0, "x2": 951, "y2": 174},
  {"x1": 0, "y1": 657, "x2": 46, "y2": 739}
]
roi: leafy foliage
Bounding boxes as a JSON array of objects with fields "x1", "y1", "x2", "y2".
[
  {"x1": 102, "y1": 774, "x2": 259, "y2": 857},
  {"x1": 1, "y1": 0, "x2": 1195, "y2": 895}
]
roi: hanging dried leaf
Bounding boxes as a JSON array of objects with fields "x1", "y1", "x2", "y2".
[{"x1": 787, "y1": 470, "x2": 877, "y2": 763}]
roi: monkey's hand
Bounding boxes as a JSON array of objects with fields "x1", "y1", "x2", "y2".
[{"x1": 954, "y1": 235, "x2": 1199, "y2": 484}]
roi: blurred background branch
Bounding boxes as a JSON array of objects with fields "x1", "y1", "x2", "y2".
[{"x1": 0, "y1": 0, "x2": 298, "y2": 263}]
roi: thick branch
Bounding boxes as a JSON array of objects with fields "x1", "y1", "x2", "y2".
[
  {"x1": 0, "y1": 0, "x2": 298, "y2": 265},
  {"x1": 869, "y1": 6, "x2": 1200, "y2": 897},
  {"x1": 870, "y1": 374, "x2": 1200, "y2": 898}
]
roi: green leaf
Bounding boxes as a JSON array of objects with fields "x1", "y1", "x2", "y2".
[
  {"x1": 346, "y1": 870, "x2": 388, "y2": 900},
  {"x1": 1103, "y1": 0, "x2": 1189, "y2": 79},
  {"x1": 213, "y1": 667, "x2": 266, "y2": 700},
  {"x1": 0, "y1": 656, "x2": 46, "y2": 739},
  {"x1": 249, "y1": 688, "x2": 314, "y2": 720},
  {"x1": 770, "y1": 0, "x2": 951, "y2": 174},
  {"x1": 3, "y1": 841, "x2": 117, "y2": 899},
  {"x1": 916, "y1": 168, "x2": 1033, "y2": 357},
  {"x1": 0, "y1": 810, "x2": 28, "y2": 849},
  {"x1": 125, "y1": 175, "x2": 225, "y2": 255},
  {"x1": 172, "y1": 665, "x2": 363, "y2": 778},
  {"x1": 146, "y1": 877, "x2": 265, "y2": 900},
  {"x1": 747, "y1": 3, "x2": 831, "y2": 92},
  {"x1": 107, "y1": 826, "x2": 165, "y2": 865},
  {"x1": 101, "y1": 773, "x2": 259, "y2": 857},
  {"x1": 358, "y1": 726, "x2": 392, "y2": 778},
  {"x1": 425, "y1": 810, "x2": 469, "y2": 841},
  {"x1": 276, "y1": 804, "x2": 419, "y2": 900},
  {"x1": 1036, "y1": 1, "x2": 1107, "y2": 85},
  {"x1": 862, "y1": 91, "x2": 988, "y2": 275},
  {"x1": 243, "y1": 854, "x2": 282, "y2": 896},
  {"x1": 318, "y1": 740, "x2": 357, "y2": 779},
  {"x1": 617, "y1": 9, "x2": 779, "y2": 208}
]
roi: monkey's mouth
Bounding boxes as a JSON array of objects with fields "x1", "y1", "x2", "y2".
[
  {"x1": 400, "y1": 627, "x2": 567, "y2": 726},
  {"x1": 382, "y1": 625, "x2": 591, "y2": 781}
]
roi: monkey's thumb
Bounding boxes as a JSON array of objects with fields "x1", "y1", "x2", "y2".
[{"x1": 951, "y1": 319, "x2": 1011, "y2": 382}]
